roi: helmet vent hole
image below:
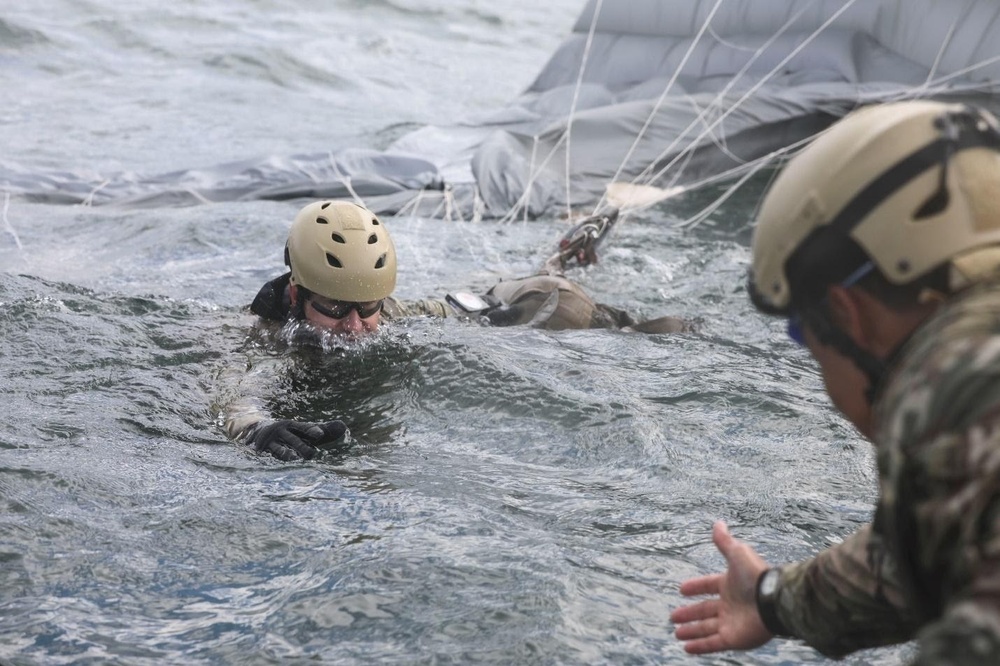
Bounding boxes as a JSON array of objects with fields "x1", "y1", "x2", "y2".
[
  {"x1": 326, "y1": 253, "x2": 343, "y2": 268},
  {"x1": 315, "y1": 216, "x2": 329, "y2": 225},
  {"x1": 331, "y1": 232, "x2": 346, "y2": 244},
  {"x1": 371, "y1": 218, "x2": 380, "y2": 226},
  {"x1": 368, "y1": 233, "x2": 378, "y2": 245},
  {"x1": 320, "y1": 202, "x2": 331, "y2": 209},
  {"x1": 374, "y1": 254, "x2": 387, "y2": 269}
]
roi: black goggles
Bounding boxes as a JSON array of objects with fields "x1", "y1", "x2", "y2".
[{"x1": 308, "y1": 296, "x2": 384, "y2": 320}]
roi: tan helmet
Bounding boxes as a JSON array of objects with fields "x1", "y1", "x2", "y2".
[
  {"x1": 286, "y1": 200, "x2": 397, "y2": 302},
  {"x1": 750, "y1": 100, "x2": 1000, "y2": 315}
]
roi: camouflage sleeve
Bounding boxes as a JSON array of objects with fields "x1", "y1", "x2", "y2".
[
  {"x1": 912, "y1": 599, "x2": 1000, "y2": 665},
  {"x1": 871, "y1": 285, "x2": 1000, "y2": 664},
  {"x1": 210, "y1": 354, "x2": 276, "y2": 441},
  {"x1": 878, "y1": 422, "x2": 1000, "y2": 666},
  {"x1": 382, "y1": 296, "x2": 451, "y2": 320},
  {"x1": 773, "y1": 524, "x2": 923, "y2": 658}
]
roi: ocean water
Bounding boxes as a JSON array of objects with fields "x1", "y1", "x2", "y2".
[{"x1": 1, "y1": 2, "x2": 909, "y2": 664}]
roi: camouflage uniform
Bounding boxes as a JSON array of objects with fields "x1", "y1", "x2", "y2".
[
  {"x1": 381, "y1": 295, "x2": 451, "y2": 320},
  {"x1": 251, "y1": 271, "x2": 666, "y2": 332},
  {"x1": 480, "y1": 274, "x2": 638, "y2": 330},
  {"x1": 771, "y1": 278, "x2": 1000, "y2": 664}
]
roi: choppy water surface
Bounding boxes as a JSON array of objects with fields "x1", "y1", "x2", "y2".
[{"x1": 2, "y1": 2, "x2": 910, "y2": 665}]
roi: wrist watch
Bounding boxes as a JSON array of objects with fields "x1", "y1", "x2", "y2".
[{"x1": 755, "y1": 568, "x2": 790, "y2": 636}]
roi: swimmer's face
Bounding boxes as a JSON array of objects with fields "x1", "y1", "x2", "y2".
[{"x1": 293, "y1": 287, "x2": 382, "y2": 338}]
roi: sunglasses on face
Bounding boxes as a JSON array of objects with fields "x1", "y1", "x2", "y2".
[
  {"x1": 787, "y1": 314, "x2": 805, "y2": 345},
  {"x1": 308, "y1": 297, "x2": 384, "y2": 320}
]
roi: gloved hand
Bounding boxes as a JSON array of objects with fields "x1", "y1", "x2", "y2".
[{"x1": 244, "y1": 419, "x2": 349, "y2": 461}]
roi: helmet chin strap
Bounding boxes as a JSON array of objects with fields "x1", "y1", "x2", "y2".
[{"x1": 802, "y1": 307, "x2": 893, "y2": 405}]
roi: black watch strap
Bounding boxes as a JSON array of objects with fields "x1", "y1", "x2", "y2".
[{"x1": 755, "y1": 568, "x2": 791, "y2": 637}]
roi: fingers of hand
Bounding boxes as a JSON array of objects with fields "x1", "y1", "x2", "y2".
[
  {"x1": 678, "y1": 573, "x2": 722, "y2": 597},
  {"x1": 670, "y1": 598, "x2": 720, "y2": 625},
  {"x1": 278, "y1": 430, "x2": 317, "y2": 460},
  {"x1": 290, "y1": 423, "x2": 325, "y2": 442},
  {"x1": 713, "y1": 520, "x2": 739, "y2": 559},
  {"x1": 671, "y1": 604, "x2": 731, "y2": 656},
  {"x1": 674, "y1": 615, "x2": 720, "y2": 642},
  {"x1": 248, "y1": 420, "x2": 345, "y2": 461},
  {"x1": 266, "y1": 441, "x2": 303, "y2": 462},
  {"x1": 319, "y1": 420, "x2": 348, "y2": 443},
  {"x1": 256, "y1": 426, "x2": 316, "y2": 461},
  {"x1": 681, "y1": 634, "x2": 731, "y2": 656}
]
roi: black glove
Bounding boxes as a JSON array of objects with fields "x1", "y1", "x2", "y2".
[{"x1": 245, "y1": 419, "x2": 349, "y2": 461}]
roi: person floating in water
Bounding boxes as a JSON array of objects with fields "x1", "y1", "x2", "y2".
[{"x1": 220, "y1": 199, "x2": 686, "y2": 461}]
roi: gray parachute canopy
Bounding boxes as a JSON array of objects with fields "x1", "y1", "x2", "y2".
[{"x1": 7, "y1": 0, "x2": 1000, "y2": 217}]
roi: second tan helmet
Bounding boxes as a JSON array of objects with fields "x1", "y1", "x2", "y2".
[
  {"x1": 750, "y1": 100, "x2": 1000, "y2": 315},
  {"x1": 286, "y1": 200, "x2": 397, "y2": 302}
]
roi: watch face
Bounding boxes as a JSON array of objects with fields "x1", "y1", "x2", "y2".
[
  {"x1": 447, "y1": 291, "x2": 489, "y2": 312},
  {"x1": 760, "y1": 569, "x2": 780, "y2": 596}
]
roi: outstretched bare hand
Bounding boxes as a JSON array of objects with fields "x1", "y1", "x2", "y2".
[{"x1": 670, "y1": 521, "x2": 774, "y2": 654}]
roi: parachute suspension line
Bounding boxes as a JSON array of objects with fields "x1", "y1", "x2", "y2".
[
  {"x1": 522, "y1": 134, "x2": 541, "y2": 226},
  {"x1": 888, "y1": 53, "x2": 1000, "y2": 103},
  {"x1": 673, "y1": 96, "x2": 750, "y2": 183},
  {"x1": 639, "y1": 0, "x2": 862, "y2": 192},
  {"x1": 82, "y1": 179, "x2": 111, "y2": 207},
  {"x1": 925, "y1": 15, "x2": 961, "y2": 89},
  {"x1": 604, "y1": 0, "x2": 725, "y2": 198},
  {"x1": 496, "y1": 144, "x2": 536, "y2": 225},
  {"x1": 404, "y1": 199, "x2": 430, "y2": 271},
  {"x1": 663, "y1": 134, "x2": 698, "y2": 192},
  {"x1": 401, "y1": 187, "x2": 501, "y2": 281},
  {"x1": 471, "y1": 187, "x2": 484, "y2": 225},
  {"x1": 496, "y1": 131, "x2": 569, "y2": 226},
  {"x1": 930, "y1": 53, "x2": 1000, "y2": 87},
  {"x1": 707, "y1": 24, "x2": 757, "y2": 53},
  {"x1": 444, "y1": 186, "x2": 465, "y2": 225},
  {"x1": 624, "y1": 2, "x2": 813, "y2": 190},
  {"x1": 394, "y1": 187, "x2": 423, "y2": 218},
  {"x1": 2, "y1": 193, "x2": 23, "y2": 252},
  {"x1": 678, "y1": 132, "x2": 819, "y2": 226},
  {"x1": 424, "y1": 193, "x2": 448, "y2": 222},
  {"x1": 327, "y1": 152, "x2": 368, "y2": 212},
  {"x1": 182, "y1": 188, "x2": 214, "y2": 205},
  {"x1": 881, "y1": 81, "x2": 994, "y2": 107},
  {"x1": 595, "y1": 1, "x2": 815, "y2": 213},
  {"x1": 694, "y1": 132, "x2": 817, "y2": 193},
  {"x1": 678, "y1": 159, "x2": 769, "y2": 229},
  {"x1": 564, "y1": 0, "x2": 605, "y2": 221},
  {"x1": 458, "y1": 196, "x2": 509, "y2": 278},
  {"x1": 610, "y1": 131, "x2": 817, "y2": 217}
]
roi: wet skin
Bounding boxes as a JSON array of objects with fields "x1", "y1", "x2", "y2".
[{"x1": 289, "y1": 285, "x2": 381, "y2": 338}]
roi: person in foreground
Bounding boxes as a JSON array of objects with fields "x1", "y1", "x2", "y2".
[
  {"x1": 671, "y1": 99, "x2": 1000, "y2": 664},
  {"x1": 224, "y1": 199, "x2": 685, "y2": 461}
]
